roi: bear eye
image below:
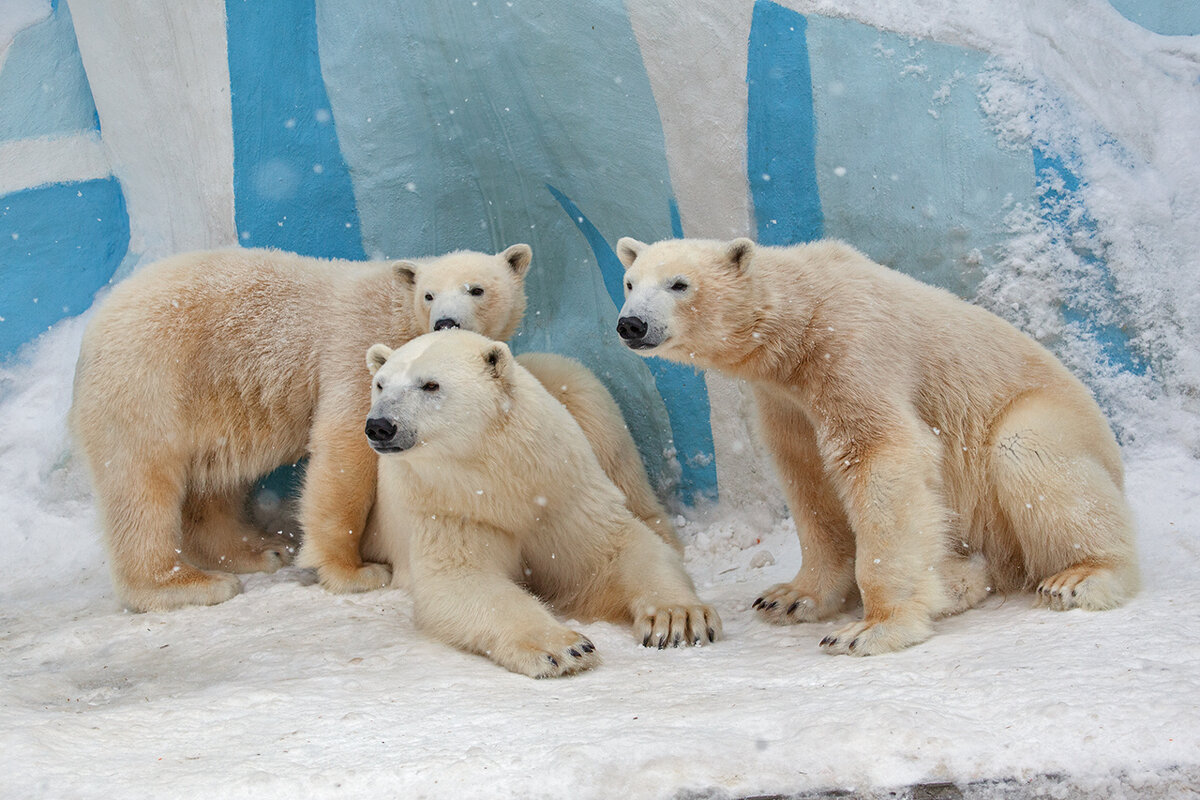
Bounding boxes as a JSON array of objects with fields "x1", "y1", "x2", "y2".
[
  {"x1": 468, "y1": 286, "x2": 484, "y2": 297},
  {"x1": 424, "y1": 292, "x2": 434, "y2": 302},
  {"x1": 625, "y1": 280, "x2": 632, "y2": 291},
  {"x1": 669, "y1": 279, "x2": 689, "y2": 292},
  {"x1": 421, "y1": 381, "x2": 440, "y2": 392},
  {"x1": 375, "y1": 380, "x2": 383, "y2": 391}
]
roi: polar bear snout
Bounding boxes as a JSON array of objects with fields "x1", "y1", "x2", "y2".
[
  {"x1": 616, "y1": 314, "x2": 665, "y2": 350},
  {"x1": 617, "y1": 315, "x2": 647, "y2": 341},
  {"x1": 433, "y1": 317, "x2": 461, "y2": 331},
  {"x1": 365, "y1": 416, "x2": 416, "y2": 453}
]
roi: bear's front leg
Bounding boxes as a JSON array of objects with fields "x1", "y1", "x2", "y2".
[
  {"x1": 599, "y1": 519, "x2": 722, "y2": 648},
  {"x1": 752, "y1": 389, "x2": 858, "y2": 623},
  {"x1": 410, "y1": 518, "x2": 599, "y2": 678},
  {"x1": 818, "y1": 432, "x2": 951, "y2": 656},
  {"x1": 296, "y1": 415, "x2": 391, "y2": 593}
]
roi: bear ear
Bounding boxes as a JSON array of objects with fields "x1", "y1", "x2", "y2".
[
  {"x1": 499, "y1": 243, "x2": 532, "y2": 278},
  {"x1": 725, "y1": 238, "x2": 755, "y2": 275},
  {"x1": 366, "y1": 343, "x2": 393, "y2": 376},
  {"x1": 616, "y1": 237, "x2": 646, "y2": 270},
  {"x1": 482, "y1": 341, "x2": 512, "y2": 380},
  {"x1": 392, "y1": 261, "x2": 419, "y2": 287}
]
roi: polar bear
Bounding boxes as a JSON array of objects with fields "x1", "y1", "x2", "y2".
[
  {"x1": 360, "y1": 330, "x2": 719, "y2": 677},
  {"x1": 70, "y1": 244, "x2": 532, "y2": 612},
  {"x1": 615, "y1": 236, "x2": 1139, "y2": 656}
]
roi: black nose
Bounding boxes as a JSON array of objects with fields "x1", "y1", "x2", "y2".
[
  {"x1": 617, "y1": 315, "x2": 648, "y2": 341},
  {"x1": 433, "y1": 318, "x2": 460, "y2": 331},
  {"x1": 365, "y1": 417, "x2": 398, "y2": 443}
]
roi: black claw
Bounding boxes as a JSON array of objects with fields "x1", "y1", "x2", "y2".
[
  {"x1": 569, "y1": 648, "x2": 581, "y2": 658},
  {"x1": 657, "y1": 635, "x2": 667, "y2": 650},
  {"x1": 581, "y1": 641, "x2": 595, "y2": 653},
  {"x1": 753, "y1": 597, "x2": 764, "y2": 608},
  {"x1": 787, "y1": 601, "x2": 800, "y2": 615},
  {"x1": 547, "y1": 655, "x2": 559, "y2": 667},
  {"x1": 642, "y1": 634, "x2": 651, "y2": 647},
  {"x1": 672, "y1": 633, "x2": 682, "y2": 648},
  {"x1": 820, "y1": 635, "x2": 836, "y2": 647},
  {"x1": 848, "y1": 638, "x2": 859, "y2": 651},
  {"x1": 766, "y1": 601, "x2": 778, "y2": 610},
  {"x1": 707, "y1": 626, "x2": 716, "y2": 642}
]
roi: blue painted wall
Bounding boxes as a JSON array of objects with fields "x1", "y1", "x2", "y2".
[
  {"x1": 314, "y1": 0, "x2": 717, "y2": 500},
  {"x1": 0, "y1": 1, "x2": 124, "y2": 360},
  {"x1": 226, "y1": 0, "x2": 364, "y2": 260},
  {"x1": 0, "y1": 179, "x2": 129, "y2": 355}
]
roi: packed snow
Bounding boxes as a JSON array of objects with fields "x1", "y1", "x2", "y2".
[{"x1": 3, "y1": 0, "x2": 1200, "y2": 797}]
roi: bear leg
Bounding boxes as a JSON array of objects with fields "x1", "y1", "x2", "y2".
[
  {"x1": 752, "y1": 389, "x2": 858, "y2": 623},
  {"x1": 181, "y1": 485, "x2": 296, "y2": 574},
  {"x1": 296, "y1": 428, "x2": 391, "y2": 592},
  {"x1": 987, "y1": 393, "x2": 1139, "y2": 610},
  {"x1": 95, "y1": 457, "x2": 241, "y2": 612},
  {"x1": 410, "y1": 518, "x2": 599, "y2": 678},
  {"x1": 819, "y1": 433, "x2": 953, "y2": 656}
]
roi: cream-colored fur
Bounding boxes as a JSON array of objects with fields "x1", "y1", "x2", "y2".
[
  {"x1": 516, "y1": 352, "x2": 679, "y2": 552},
  {"x1": 616, "y1": 236, "x2": 1138, "y2": 656},
  {"x1": 359, "y1": 331, "x2": 719, "y2": 677},
  {"x1": 70, "y1": 244, "x2": 531, "y2": 612}
]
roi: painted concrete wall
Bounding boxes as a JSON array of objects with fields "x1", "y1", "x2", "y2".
[{"x1": 0, "y1": 0, "x2": 1179, "y2": 505}]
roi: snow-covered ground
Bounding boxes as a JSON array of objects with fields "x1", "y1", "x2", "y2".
[
  {"x1": 4, "y1": 1, "x2": 1200, "y2": 797},
  {"x1": 1, "y1": 317, "x2": 1198, "y2": 799}
]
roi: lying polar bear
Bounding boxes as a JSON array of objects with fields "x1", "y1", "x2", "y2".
[{"x1": 360, "y1": 330, "x2": 720, "y2": 677}]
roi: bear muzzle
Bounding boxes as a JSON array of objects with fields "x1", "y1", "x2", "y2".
[
  {"x1": 616, "y1": 315, "x2": 661, "y2": 350},
  {"x1": 365, "y1": 416, "x2": 418, "y2": 453}
]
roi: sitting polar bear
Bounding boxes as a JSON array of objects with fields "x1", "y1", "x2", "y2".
[
  {"x1": 615, "y1": 236, "x2": 1139, "y2": 657},
  {"x1": 71, "y1": 244, "x2": 534, "y2": 612},
  {"x1": 360, "y1": 330, "x2": 719, "y2": 677}
]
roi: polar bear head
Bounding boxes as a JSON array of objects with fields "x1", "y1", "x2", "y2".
[
  {"x1": 395, "y1": 244, "x2": 532, "y2": 342},
  {"x1": 614, "y1": 236, "x2": 757, "y2": 367},
  {"x1": 364, "y1": 330, "x2": 514, "y2": 456}
]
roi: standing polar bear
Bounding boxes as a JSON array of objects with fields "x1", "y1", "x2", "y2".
[
  {"x1": 616, "y1": 236, "x2": 1138, "y2": 656},
  {"x1": 361, "y1": 330, "x2": 719, "y2": 677},
  {"x1": 71, "y1": 244, "x2": 533, "y2": 612}
]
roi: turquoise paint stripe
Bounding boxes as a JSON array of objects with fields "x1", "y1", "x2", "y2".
[
  {"x1": 548, "y1": 184, "x2": 718, "y2": 502},
  {"x1": 669, "y1": 198, "x2": 684, "y2": 239},
  {"x1": 1, "y1": 178, "x2": 129, "y2": 358},
  {"x1": 1034, "y1": 148, "x2": 1144, "y2": 375},
  {"x1": 747, "y1": 1, "x2": 823, "y2": 245},
  {"x1": 225, "y1": 0, "x2": 364, "y2": 259}
]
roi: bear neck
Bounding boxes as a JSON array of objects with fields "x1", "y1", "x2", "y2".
[{"x1": 711, "y1": 261, "x2": 822, "y2": 385}]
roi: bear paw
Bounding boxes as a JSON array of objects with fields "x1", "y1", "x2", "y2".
[
  {"x1": 634, "y1": 604, "x2": 722, "y2": 648},
  {"x1": 121, "y1": 564, "x2": 242, "y2": 613},
  {"x1": 752, "y1": 581, "x2": 846, "y2": 624},
  {"x1": 496, "y1": 631, "x2": 599, "y2": 678},
  {"x1": 818, "y1": 615, "x2": 933, "y2": 656},
  {"x1": 1036, "y1": 563, "x2": 1130, "y2": 611},
  {"x1": 211, "y1": 533, "x2": 298, "y2": 574},
  {"x1": 317, "y1": 561, "x2": 393, "y2": 594}
]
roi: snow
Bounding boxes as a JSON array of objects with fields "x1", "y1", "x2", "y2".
[
  {"x1": 4, "y1": 0, "x2": 1200, "y2": 797},
  {"x1": 3, "y1": 323, "x2": 1199, "y2": 799}
]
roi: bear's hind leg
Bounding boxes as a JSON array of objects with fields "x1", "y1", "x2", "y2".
[
  {"x1": 96, "y1": 457, "x2": 241, "y2": 612},
  {"x1": 182, "y1": 485, "x2": 296, "y2": 574},
  {"x1": 987, "y1": 394, "x2": 1139, "y2": 611}
]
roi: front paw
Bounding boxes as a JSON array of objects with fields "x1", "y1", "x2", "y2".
[
  {"x1": 818, "y1": 616, "x2": 932, "y2": 656},
  {"x1": 497, "y1": 630, "x2": 599, "y2": 678},
  {"x1": 634, "y1": 604, "x2": 722, "y2": 648},
  {"x1": 752, "y1": 581, "x2": 847, "y2": 624},
  {"x1": 317, "y1": 561, "x2": 392, "y2": 594}
]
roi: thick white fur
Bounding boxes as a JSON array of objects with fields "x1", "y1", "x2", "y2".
[
  {"x1": 70, "y1": 244, "x2": 531, "y2": 611},
  {"x1": 360, "y1": 331, "x2": 718, "y2": 678},
  {"x1": 616, "y1": 236, "x2": 1139, "y2": 656}
]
